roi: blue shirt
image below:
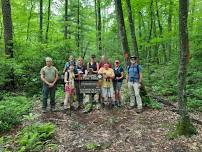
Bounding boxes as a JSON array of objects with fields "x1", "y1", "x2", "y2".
[{"x1": 128, "y1": 64, "x2": 142, "y2": 82}]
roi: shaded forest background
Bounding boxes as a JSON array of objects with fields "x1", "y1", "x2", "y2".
[{"x1": 0, "y1": 0, "x2": 202, "y2": 151}]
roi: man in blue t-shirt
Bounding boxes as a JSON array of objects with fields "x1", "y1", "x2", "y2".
[{"x1": 126, "y1": 56, "x2": 143, "y2": 113}]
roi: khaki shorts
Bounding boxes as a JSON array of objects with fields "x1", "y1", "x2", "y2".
[{"x1": 101, "y1": 87, "x2": 114, "y2": 98}]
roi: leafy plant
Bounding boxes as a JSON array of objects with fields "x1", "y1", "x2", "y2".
[
  {"x1": 0, "y1": 96, "x2": 32, "y2": 133},
  {"x1": 17, "y1": 123, "x2": 56, "y2": 151}
]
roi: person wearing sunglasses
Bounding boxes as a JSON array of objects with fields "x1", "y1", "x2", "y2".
[{"x1": 113, "y1": 60, "x2": 124, "y2": 107}]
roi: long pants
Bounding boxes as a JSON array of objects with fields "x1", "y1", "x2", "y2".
[
  {"x1": 128, "y1": 82, "x2": 142, "y2": 109},
  {"x1": 75, "y1": 81, "x2": 83, "y2": 106},
  {"x1": 42, "y1": 84, "x2": 56, "y2": 110}
]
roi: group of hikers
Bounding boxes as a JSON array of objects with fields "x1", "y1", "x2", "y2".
[{"x1": 40, "y1": 54, "x2": 143, "y2": 114}]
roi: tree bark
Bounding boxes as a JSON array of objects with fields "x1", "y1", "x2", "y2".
[
  {"x1": 39, "y1": 0, "x2": 43, "y2": 42},
  {"x1": 126, "y1": 0, "x2": 139, "y2": 57},
  {"x1": 114, "y1": 0, "x2": 130, "y2": 65},
  {"x1": 1, "y1": 0, "x2": 13, "y2": 57},
  {"x1": 156, "y1": 0, "x2": 167, "y2": 63},
  {"x1": 97, "y1": 0, "x2": 102, "y2": 53},
  {"x1": 64, "y1": 0, "x2": 68, "y2": 39},
  {"x1": 168, "y1": 0, "x2": 173, "y2": 60},
  {"x1": 45, "y1": 0, "x2": 51, "y2": 41},
  {"x1": 26, "y1": 0, "x2": 34, "y2": 41},
  {"x1": 77, "y1": 0, "x2": 80, "y2": 53},
  {"x1": 177, "y1": 0, "x2": 196, "y2": 136}
]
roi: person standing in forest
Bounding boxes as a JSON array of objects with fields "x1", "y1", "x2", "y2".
[
  {"x1": 126, "y1": 56, "x2": 143, "y2": 113},
  {"x1": 113, "y1": 59, "x2": 124, "y2": 107},
  {"x1": 63, "y1": 55, "x2": 76, "y2": 73},
  {"x1": 98, "y1": 63, "x2": 115, "y2": 107},
  {"x1": 40, "y1": 57, "x2": 58, "y2": 113},
  {"x1": 75, "y1": 57, "x2": 88, "y2": 109},
  {"x1": 63, "y1": 64, "x2": 75, "y2": 113}
]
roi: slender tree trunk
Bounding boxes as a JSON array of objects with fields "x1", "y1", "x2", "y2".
[
  {"x1": 177, "y1": 0, "x2": 196, "y2": 136},
  {"x1": 97, "y1": 0, "x2": 102, "y2": 53},
  {"x1": 190, "y1": 0, "x2": 196, "y2": 32},
  {"x1": 39, "y1": 0, "x2": 43, "y2": 42},
  {"x1": 77, "y1": 0, "x2": 80, "y2": 53},
  {"x1": 94, "y1": 0, "x2": 98, "y2": 50},
  {"x1": 156, "y1": 0, "x2": 167, "y2": 63},
  {"x1": 1, "y1": 0, "x2": 13, "y2": 57},
  {"x1": 26, "y1": 0, "x2": 34, "y2": 41},
  {"x1": 64, "y1": 0, "x2": 68, "y2": 39},
  {"x1": 114, "y1": 0, "x2": 130, "y2": 65},
  {"x1": 45, "y1": 0, "x2": 51, "y2": 41},
  {"x1": 168, "y1": 0, "x2": 173, "y2": 60},
  {"x1": 126, "y1": 0, "x2": 139, "y2": 57},
  {"x1": 0, "y1": 15, "x2": 3, "y2": 40}
]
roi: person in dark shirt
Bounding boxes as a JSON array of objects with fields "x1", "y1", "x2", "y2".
[
  {"x1": 87, "y1": 54, "x2": 99, "y2": 74},
  {"x1": 75, "y1": 57, "x2": 87, "y2": 109},
  {"x1": 113, "y1": 59, "x2": 124, "y2": 107}
]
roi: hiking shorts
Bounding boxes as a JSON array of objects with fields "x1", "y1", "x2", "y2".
[
  {"x1": 101, "y1": 87, "x2": 114, "y2": 98},
  {"x1": 113, "y1": 81, "x2": 122, "y2": 91}
]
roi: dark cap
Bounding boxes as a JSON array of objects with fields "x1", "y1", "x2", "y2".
[{"x1": 130, "y1": 55, "x2": 137, "y2": 59}]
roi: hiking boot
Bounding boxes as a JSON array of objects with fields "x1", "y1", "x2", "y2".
[
  {"x1": 136, "y1": 109, "x2": 143, "y2": 114},
  {"x1": 42, "y1": 109, "x2": 47, "y2": 113},
  {"x1": 128, "y1": 106, "x2": 135, "y2": 110},
  {"x1": 50, "y1": 107, "x2": 56, "y2": 112}
]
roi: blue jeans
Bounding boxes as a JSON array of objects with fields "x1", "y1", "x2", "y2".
[{"x1": 42, "y1": 84, "x2": 56, "y2": 110}]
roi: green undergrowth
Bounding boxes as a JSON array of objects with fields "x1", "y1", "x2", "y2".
[
  {"x1": 0, "y1": 96, "x2": 32, "y2": 133},
  {"x1": 144, "y1": 59, "x2": 202, "y2": 112},
  {"x1": 1, "y1": 123, "x2": 57, "y2": 152}
]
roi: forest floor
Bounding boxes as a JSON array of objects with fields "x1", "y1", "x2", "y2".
[{"x1": 33, "y1": 96, "x2": 202, "y2": 152}]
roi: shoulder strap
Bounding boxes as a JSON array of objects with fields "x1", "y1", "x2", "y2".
[{"x1": 137, "y1": 64, "x2": 139, "y2": 74}]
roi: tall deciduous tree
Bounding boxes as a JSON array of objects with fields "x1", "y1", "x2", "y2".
[
  {"x1": 39, "y1": 0, "x2": 43, "y2": 41},
  {"x1": 64, "y1": 0, "x2": 68, "y2": 39},
  {"x1": 45, "y1": 0, "x2": 51, "y2": 41},
  {"x1": 126, "y1": 0, "x2": 139, "y2": 57},
  {"x1": 176, "y1": 0, "x2": 196, "y2": 136},
  {"x1": 1, "y1": 0, "x2": 13, "y2": 57},
  {"x1": 77, "y1": 0, "x2": 80, "y2": 53},
  {"x1": 114, "y1": 0, "x2": 130, "y2": 65},
  {"x1": 26, "y1": 0, "x2": 34, "y2": 41},
  {"x1": 97, "y1": 0, "x2": 102, "y2": 52}
]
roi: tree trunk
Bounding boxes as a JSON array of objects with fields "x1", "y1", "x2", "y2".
[
  {"x1": 64, "y1": 0, "x2": 68, "y2": 39},
  {"x1": 77, "y1": 0, "x2": 80, "y2": 53},
  {"x1": 39, "y1": 0, "x2": 43, "y2": 42},
  {"x1": 114, "y1": 0, "x2": 130, "y2": 65},
  {"x1": 26, "y1": 0, "x2": 34, "y2": 41},
  {"x1": 1, "y1": 0, "x2": 13, "y2": 58},
  {"x1": 45, "y1": 0, "x2": 51, "y2": 41},
  {"x1": 126, "y1": 0, "x2": 139, "y2": 57},
  {"x1": 168, "y1": 0, "x2": 173, "y2": 60},
  {"x1": 94, "y1": 0, "x2": 98, "y2": 50},
  {"x1": 176, "y1": 0, "x2": 196, "y2": 137},
  {"x1": 97, "y1": 0, "x2": 102, "y2": 53},
  {"x1": 156, "y1": 0, "x2": 167, "y2": 63}
]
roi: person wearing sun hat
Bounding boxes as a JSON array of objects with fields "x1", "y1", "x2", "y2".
[{"x1": 126, "y1": 55, "x2": 143, "y2": 113}]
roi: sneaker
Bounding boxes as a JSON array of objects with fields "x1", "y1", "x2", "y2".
[{"x1": 136, "y1": 109, "x2": 143, "y2": 113}]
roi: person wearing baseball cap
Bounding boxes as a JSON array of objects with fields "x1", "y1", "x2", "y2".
[{"x1": 126, "y1": 55, "x2": 143, "y2": 113}]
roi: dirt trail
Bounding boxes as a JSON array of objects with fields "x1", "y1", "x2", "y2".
[{"x1": 34, "y1": 100, "x2": 202, "y2": 152}]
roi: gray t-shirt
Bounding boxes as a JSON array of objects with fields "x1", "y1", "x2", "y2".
[{"x1": 40, "y1": 66, "x2": 58, "y2": 83}]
